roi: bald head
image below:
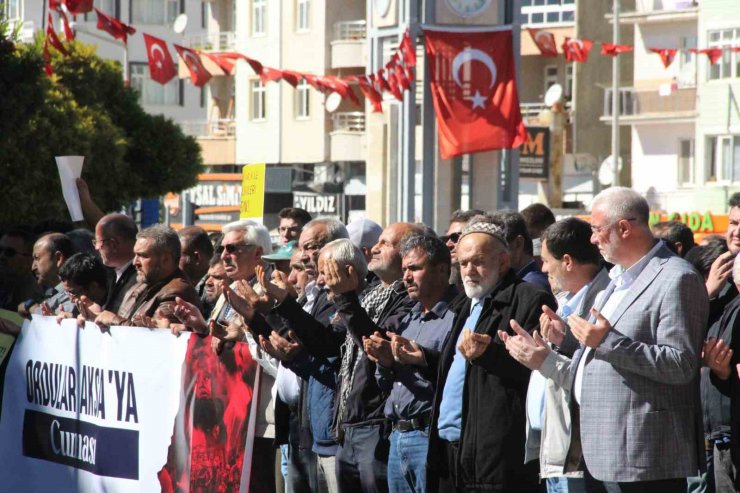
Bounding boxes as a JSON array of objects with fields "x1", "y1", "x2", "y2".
[
  {"x1": 95, "y1": 214, "x2": 137, "y2": 269},
  {"x1": 368, "y1": 222, "x2": 425, "y2": 285}
]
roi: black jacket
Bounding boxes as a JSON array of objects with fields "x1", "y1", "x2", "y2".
[
  {"x1": 426, "y1": 269, "x2": 556, "y2": 492},
  {"x1": 104, "y1": 262, "x2": 138, "y2": 315},
  {"x1": 332, "y1": 281, "x2": 416, "y2": 428}
]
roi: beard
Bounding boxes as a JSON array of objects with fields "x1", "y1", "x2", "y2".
[
  {"x1": 463, "y1": 269, "x2": 500, "y2": 300},
  {"x1": 599, "y1": 229, "x2": 620, "y2": 264}
]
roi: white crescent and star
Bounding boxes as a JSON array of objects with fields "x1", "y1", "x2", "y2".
[
  {"x1": 451, "y1": 47, "x2": 497, "y2": 109},
  {"x1": 535, "y1": 30, "x2": 555, "y2": 53},
  {"x1": 567, "y1": 38, "x2": 584, "y2": 52},
  {"x1": 182, "y1": 50, "x2": 202, "y2": 77},
  {"x1": 150, "y1": 43, "x2": 165, "y2": 70}
]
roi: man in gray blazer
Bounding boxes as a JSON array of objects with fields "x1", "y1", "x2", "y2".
[{"x1": 566, "y1": 187, "x2": 708, "y2": 491}]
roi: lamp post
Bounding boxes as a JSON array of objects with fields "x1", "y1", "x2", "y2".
[{"x1": 611, "y1": 0, "x2": 621, "y2": 186}]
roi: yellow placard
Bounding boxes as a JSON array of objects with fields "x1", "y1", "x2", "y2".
[{"x1": 240, "y1": 163, "x2": 266, "y2": 222}]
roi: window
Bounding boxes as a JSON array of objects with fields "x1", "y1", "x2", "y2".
[
  {"x1": 544, "y1": 65, "x2": 558, "y2": 95},
  {"x1": 707, "y1": 28, "x2": 740, "y2": 80},
  {"x1": 565, "y1": 64, "x2": 574, "y2": 98},
  {"x1": 1, "y1": 0, "x2": 21, "y2": 20},
  {"x1": 130, "y1": 63, "x2": 182, "y2": 105},
  {"x1": 132, "y1": 0, "x2": 179, "y2": 25},
  {"x1": 252, "y1": 0, "x2": 266, "y2": 36},
  {"x1": 678, "y1": 139, "x2": 694, "y2": 185},
  {"x1": 251, "y1": 80, "x2": 266, "y2": 121},
  {"x1": 707, "y1": 136, "x2": 740, "y2": 182},
  {"x1": 521, "y1": 0, "x2": 575, "y2": 26},
  {"x1": 295, "y1": 79, "x2": 310, "y2": 118},
  {"x1": 296, "y1": 0, "x2": 310, "y2": 32}
]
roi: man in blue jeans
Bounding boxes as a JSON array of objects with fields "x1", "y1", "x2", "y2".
[{"x1": 364, "y1": 234, "x2": 457, "y2": 493}]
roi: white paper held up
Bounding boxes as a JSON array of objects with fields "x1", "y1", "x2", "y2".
[{"x1": 55, "y1": 156, "x2": 84, "y2": 222}]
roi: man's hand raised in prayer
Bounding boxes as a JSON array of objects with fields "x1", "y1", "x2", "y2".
[
  {"x1": 540, "y1": 305, "x2": 566, "y2": 347},
  {"x1": 499, "y1": 320, "x2": 550, "y2": 371},
  {"x1": 458, "y1": 329, "x2": 492, "y2": 361},
  {"x1": 259, "y1": 330, "x2": 303, "y2": 362},
  {"x1": 568, "y1": 308, "x2": 611, "y2": 349},
  {"x1": 223, "y1": 279, "x2": 271, "y2": 322},
  {"x1": 256, "y1": 265, "x2": 289, "y2": 305},
  {"x1": 703, "y1": 337, "x2": 733, "y2": 380},
  {"x1": 271, "y1": 270, "x2": 298, "y2": 300},
  {"x1": 389, "y1": 333, "x2": 426, "y2": 367},
  {"x1": 363, "y1": 331, "x2": 394, "y2": 368},
  {"x1": 323, "y1": 258, "x2": 360, "y2": 297},
  {"x1": 210, "y1": 319, "x2": 244, "y2": 355},
  {"x1": 173, "y1": 296, "x2": 208, "y2": 333},
  {"x1": 706, "y1": 251, "x2": 735, "y2": 299}
]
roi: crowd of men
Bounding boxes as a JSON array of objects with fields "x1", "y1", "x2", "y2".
[{"x1": 2, "y1": 185, "x2": 740, "y2": 493}]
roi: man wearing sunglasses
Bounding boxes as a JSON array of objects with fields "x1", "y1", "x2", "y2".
[{"x1": 0, "y1": 229, "x2": 42, "y2": 312}]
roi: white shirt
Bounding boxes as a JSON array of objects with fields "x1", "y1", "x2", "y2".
[
  {"x1": 574, "y1": 241, "x2": 662, "y2": 405},
  {"x1": 114, "y1": 260, "x2": 133, "y2": 283}
]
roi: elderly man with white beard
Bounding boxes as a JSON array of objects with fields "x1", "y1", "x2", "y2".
[{"x1": 393, "y1": 220, "x2": 556, "y2": 492}]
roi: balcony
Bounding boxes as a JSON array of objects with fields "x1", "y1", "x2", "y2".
[
  {"x1": 186, "y1": 32, "x2": 237, "y2": 52},
  {"x1": 619, "y1": 0, "x2": 698, "y2": 24},
  {"x1": 330, "y1": 112, "x2": 365, "y2": 162},
  {"x1": 601, "y1": 86, "x2": 697, "y2": 124},
  {"x1": 181, "y1": 120, "x2": 236, "y2": 166},
  {"x1": 331, "y1": 21, "x2": 366, "y2": 69}
]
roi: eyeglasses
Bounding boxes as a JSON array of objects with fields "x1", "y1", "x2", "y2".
[
  {"x1": 94, "y1": 238, "x2": 113, "y2": 248},
  {"x1": 216, "y1": 243, "x2": 256, "y2": 255},
  {"x1": 441, "y1": 232, "x2": 462, "y2": 244},
  {"x1": 590, "y1": 217, "x2": 637, "y2": 234},
  {"x1": 0, "y1": 246, "x2": 31, "y2": 258}
]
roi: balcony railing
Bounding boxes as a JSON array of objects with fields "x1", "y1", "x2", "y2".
[
  {"x1": 186, "y1": 32, "x2": 236, "y2": 52},
  {"x1": 333, "y1": 21, "x2": 366, "y2": 42},
  {"x1": 181, "y1": 119, "x2": 236, "y2": 138},
  {"x1": 332, "y1": 112, "x2": 365, "y2": 132},
  {"x1": 633, "y1": 0, "x2": 697, "y2": 12},
  {"x1": 602, "y1": 86, "x2": 696, "y2": 118}
]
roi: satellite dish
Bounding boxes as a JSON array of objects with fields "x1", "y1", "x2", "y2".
[
  {"x1": 544, "y1": 83, "x2": 563, "y2": 107},
  {"x1": 598, "y1": 155, "x2": 622, "y2": 186},
  {"x1": 325, "y1": 92, "x2": 342, "y2": 113},
  {"x1": 173, "y1": 14, "x2": 188, "y2": 34}
]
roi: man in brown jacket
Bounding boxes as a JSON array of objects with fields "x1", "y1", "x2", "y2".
[{"x1": 92, "y1": 224, "x2": 201, "y2": 328}]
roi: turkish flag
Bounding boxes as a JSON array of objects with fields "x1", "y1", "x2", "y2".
[
  {"x1": 347, "y1": 75, "x2": 383, "y2": 113},
  {"x1": 203, "y1": 52, "x2": 235, "y2": 75},
  {"x1": 562, "y1": 37, "x2": 593, "y2": 62},
  {"x1": 371, "y1": 70, "x2": 391, "y2": 94},
  {"x1": 281, "y1": 70, "x2": 302, "y2": 87},
  {"x1": 601, "y1": 43, "x2": 633, "y2": 56},
  {"x1": 527, "y1": 28, "x2": 558, "y2": 57},
  {"x1": 95, "y1": 8, "x2": 136, "y2": 44},
  {"x1": 319, "y1": 75, "x2": 361, "y2": 106},
  {"x1": 385, "y1": 70, "x2": 404, "y2": 101},
  {"x1": 63, "y1": 0, "x2": 93, "y2": 14},
  {"x1": 399, "y1": 29, "x2": 417, "y2": 67},
  {"x1": 387, "y1": 55, "x2": 410, "y2": 91},
  {"x1": 259, "y1": 66, "x2": 284, "y2": 84},
  {"x1": 689, "y1": 48, "x2": 723, "y2": 65},
  {"x1": 649, "y1": 48, "x2": 677, "y2": 68},
  {"x1": 174, "y1": 44, "x2": 212, "y2": 87},
  {"x1": 423, "y1": 28, "x2": 527, "y2": 158},
  {"x1": 143, "y1": 34, "x2": 177, "y2": 85},
  {"x1": 45, "y1": 14, "x2": 68, "y2": 56},
  {"x1": 58, "y1": 10, "x2": 74, "y2": 41}
]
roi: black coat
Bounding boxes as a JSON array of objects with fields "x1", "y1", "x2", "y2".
[
  {"x1": 426, "y1": 269, "x2": 556, "y2": 492},
  {"x1": 104, "y1": 262, "x2": 138, "y2": 315}
]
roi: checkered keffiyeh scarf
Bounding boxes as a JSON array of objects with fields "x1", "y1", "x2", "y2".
[{"x1": 335, "y1": 281, "x2": 400, "y2": 434}]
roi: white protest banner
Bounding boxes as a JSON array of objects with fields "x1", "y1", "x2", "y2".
[{"x1": 0, "y1": 316, "x2": 188, "y2": 492}]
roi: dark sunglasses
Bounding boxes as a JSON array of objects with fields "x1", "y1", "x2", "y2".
[
  {"x1": 441, "y1": 232, "x2": 462, "y2": 244},
  {"x1": 216, "y1": 243, "x2": 256, "y2": 255},
  {"x1": 0, "y1": 246, "x2": 31, "y2": 258}
]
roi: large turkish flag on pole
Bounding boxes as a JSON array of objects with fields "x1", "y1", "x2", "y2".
[{"x1": 423, "y1": 28, "x2": 527, "y2": 159}]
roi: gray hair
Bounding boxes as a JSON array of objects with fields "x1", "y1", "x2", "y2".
[
  {"x1": 591, "y1": 187, "x2": 650, "y2": 225},
  {"x1": 320, "y1": 238, "x2": 368, "y2": 279},
  {"x1": 304, "y1": 217, "x2": 349, "y2": 242},
  {"x1": 137, "y1": 225, "x2": 182, "y2": 263},
  {"x1": 222, "y1": 219, "x2": 273, "y2": 254}
]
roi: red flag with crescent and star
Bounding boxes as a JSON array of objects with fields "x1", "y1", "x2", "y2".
[
  {"x1": 45, "y1": 14, "x2": 68, "y2": 56},
  {"x1": 63, "y1": 0, "x2": 93, "y2": 14},
  {"x1": 648, "y1": 48, "x2": 677, "y2": 68},
  {"x1": 95, "y1": 8, "x2": 136, "y2": 44},
  {"x1": 527, "y1": 28, "x2": 558, "y2": 57},
  {"x1": 689, "y1": 48, "x2": 723, "y2": 65},
  {"x1": 601, "y1": 43, "x2": 633, "y2": 57},
  {"x1": 562, "y1": 37, "x2": 594, "y2": 63},
  {"x1": 143, "y1": 34, "x2": 177, "y2": 85},
  {"x1": 346, "y1": 75, "x2": 383, "y2": 113},
  {"x1": 174, "y1": 44, "x2": 212, "y2": 87},
  {"x1": 422, "y1": 28, "x2": 527, "y2": 159}
]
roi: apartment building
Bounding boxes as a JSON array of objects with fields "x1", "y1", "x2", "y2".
[
  {"x1": 181, "y1": 0, "x2": 368, "y2": 228},
  {"x1": 618, "y1": 0, "x2": 739, "y2": 214}
]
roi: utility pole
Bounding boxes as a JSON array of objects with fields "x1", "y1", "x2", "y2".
[{"x1": 611, "y1": 0, "x2": 621, "y2": 186}]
